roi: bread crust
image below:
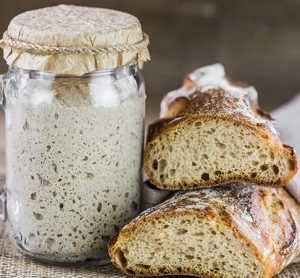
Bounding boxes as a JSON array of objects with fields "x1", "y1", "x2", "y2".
[{"x1": 108, "y1": 184, "x2": 300, "y2": 277}]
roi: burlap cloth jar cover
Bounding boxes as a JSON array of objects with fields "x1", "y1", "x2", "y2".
[{"x1": 0, "y1": 4, "x2": 150, "y2": 75}]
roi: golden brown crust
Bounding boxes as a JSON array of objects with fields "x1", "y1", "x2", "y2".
[
  {"x1": 154, "y1": 89, "x2": 279, "y2": 143},
  {"x1": 108, "y1": 184, "x2": 300, "y2": 277}
]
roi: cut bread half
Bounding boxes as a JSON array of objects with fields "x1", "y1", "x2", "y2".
[
  {"x1": 144, "y1": 64, "x2": 297, "y2": 190},
  {"x1": 144, "y1": 113, "x2": 297, "y2": 190},
  {"x1": 109, "y1": 184, "x2": 300, "y2": 278}
]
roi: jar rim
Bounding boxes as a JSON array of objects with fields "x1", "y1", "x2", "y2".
[{"x1": 10, "y1": 63, "x2": 138, "y2": 81}]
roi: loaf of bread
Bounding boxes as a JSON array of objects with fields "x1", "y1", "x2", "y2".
[
  {"x1": 108, "y1": 184, "x2": 300, "y2": 278},
  {"x1": 144, "y1": 64, "x2": 297, "y2": 190}
]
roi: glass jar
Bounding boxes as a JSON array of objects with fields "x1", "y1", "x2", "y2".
[{"x1": 0, "y1": 63, "x2": 145, "y2": 265}]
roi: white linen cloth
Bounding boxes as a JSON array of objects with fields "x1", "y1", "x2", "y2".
[
  {"x1": 271, "y1": 94, "x2": 300, "y2": 264},
  {"x1": 272, "y1": 94, "x2": 300, "y2": 203}
]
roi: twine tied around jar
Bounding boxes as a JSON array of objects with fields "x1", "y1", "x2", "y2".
[
  {"x1": 0, "y1": 31, "x2": 150, "y2": 60},
  {"x1": 0, "y1": 5, "x2": 150, "y2": 75}
]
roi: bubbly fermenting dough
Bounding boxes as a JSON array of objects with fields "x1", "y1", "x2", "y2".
[{"x1": 5, "y1": 74, "x2": 145, "y2": 263}]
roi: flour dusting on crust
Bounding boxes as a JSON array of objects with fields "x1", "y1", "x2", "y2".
[
  {"x1": 159, "y1": 63, "x2": 278, "y2": 139},
  {"x1": 160, "y1": 63, "x2": 257, "y2": 118}
]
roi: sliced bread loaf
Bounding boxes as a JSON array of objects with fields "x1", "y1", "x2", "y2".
[
  {"x1": 108, "y1": 184, "x2": 300, "y2": 278},
  {"x1": 144, "y1": 64, "x2": 297, "y2": 190}
]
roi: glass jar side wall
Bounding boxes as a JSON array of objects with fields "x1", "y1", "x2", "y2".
[{"x1": 3, "y1": 64, "x2": 145, "y2": 265}]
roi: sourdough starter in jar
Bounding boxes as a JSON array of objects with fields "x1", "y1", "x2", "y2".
[{"x1": 5, "y1": 70, "x2": 145, "y2": 263}]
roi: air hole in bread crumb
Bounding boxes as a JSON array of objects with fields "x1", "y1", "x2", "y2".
[
  {"x1": 259, "y1": 154, "x2": 267, "y2": 159},
  {"x1": 176, "y1": 228, "x2": 188, "y2": 235},
  {"x1": 195, "y1": 122, "x2": 202, "y2": 127},
  {"x1": 215, "y1": 140, "x2": 225, "y2": 149},
  {"x1": 152, "y1": 159, "x2": 158, "y2": 170},
  {"x1": 252, "y1": 161, "x2": 259, "y2": 166},
  {"x1": 250, "y1": 172, "x2": 257, "y2": 178},
  {"x1": 185, "y1": 255, "x2": 194, "y2": 260},
  {"x1": 270, "y1": 151, "x2": 275, "y2": 160},
  {"x1": 214, "y1": 170, "x2": 222, "y2": 176},
  {"x1": 192, "y1": 162, "x2": 196, "y2": 166},
  {"x1": 202, "y1": 154, "x2": 208, "y2": 159},
  {"x1": 159, "y1": 174, "x2": 165, "y2": 182},
  {"x1": 272, "y1": 165, "x2": 279, "y2": 175},
  {"x1": 170, "y1": 169, "x2": 176, "y2": 176},
  {"x1": 192, "y1": 232, "x2": 204, "y2": 236},
  {"x1": 201, "y1": 173, "x2": 210, "y2": 181},
  {"x1": 136, "y1": 264, "x2": 150, "y2": 270},
  {"x1": 260, "y1": 164, "x2": 269, "y2": 171},
  {"x1": 159, "y1": 159, "x2": 167, "y2": 172}
]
